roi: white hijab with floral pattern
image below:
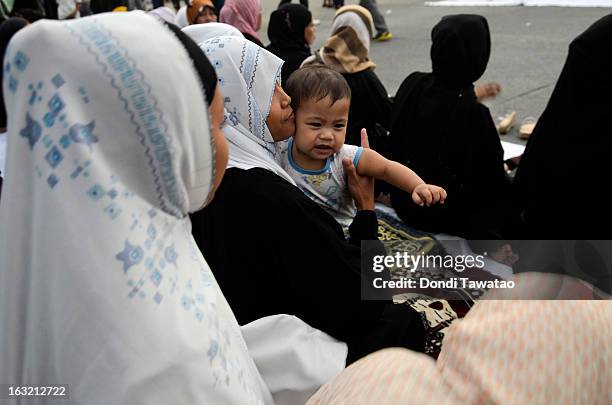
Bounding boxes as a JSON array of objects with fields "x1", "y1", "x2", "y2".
[{"x1": 0, "y1": 12, "x2": 272, "y2": 405}]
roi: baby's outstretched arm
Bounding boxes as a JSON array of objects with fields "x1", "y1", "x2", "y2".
[{"x1": 356, "y1": 130, "x2": 447, "y2": 206}]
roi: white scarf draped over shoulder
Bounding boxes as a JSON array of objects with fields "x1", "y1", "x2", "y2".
[
  {"x1": 201, "y1": 35, "x2": 296, "y2": 185},
  {"x1": 0, "y1": 12, "x2": 272, "y2": 405}
]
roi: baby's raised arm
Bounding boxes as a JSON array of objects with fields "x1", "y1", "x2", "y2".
[{"x1": 355, "y1": 130, "x2": 447, "y2": 206}]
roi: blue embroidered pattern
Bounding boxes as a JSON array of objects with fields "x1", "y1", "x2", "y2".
[
  {"x1": 87, "y1": 184, "x2": 105, "y2": 200},
  {"x1": 27, "y1": 82, "x2": 43, "y2": 105},
  {"x1": 8, "y1": 75, "x2": 17, "y2": 93},
  {"x1": 48, "y1": 94, "x2": 65, "y2": 115},
  {"x1": 51, "y1": 73, "x2": 65, "y2": 88},
  {"x1": 47, "y1": 174, "x2": 59, "y2": 189},
  {"x1": 14, "y1": 51, "x2": 29, "y2": 71},
  {"x1": 20, "y1": 113, "x2": 41, "y2": 149},
  {"x1": 45, "y1": 146, "x2": 63, "y2": 168},
  {"x1": 68, "y1": 19, "x2": 184, "y2": 217},
  {"x1": 104, "y1": 203, "x2": 121, "y2": 219},
  {"x1": 69, "y1": 121, "x2": 98, "y2": 148}
]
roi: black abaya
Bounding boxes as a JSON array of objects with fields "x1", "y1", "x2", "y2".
[
  {"x1": 389, "y1": 15, "x2": 510, "y2": 239},
  {"x1": 512, "y1": 14, "x2": 612, "y2": 239},
  {"x1": 191, "y1": 167, "x2": 425, "y2": 363}
]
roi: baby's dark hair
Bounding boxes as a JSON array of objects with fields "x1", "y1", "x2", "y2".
[{"x1": 285, "y1": 65, "x2": 351, "y2": 111}]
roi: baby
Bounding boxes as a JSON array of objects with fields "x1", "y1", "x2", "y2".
[{"x1": 282, "y1": 65, "x2": 446, "y2": 231}]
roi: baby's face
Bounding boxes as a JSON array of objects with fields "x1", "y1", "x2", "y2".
[{"x1": 294, "y1": 96, "x2": 350, "y2": 160}]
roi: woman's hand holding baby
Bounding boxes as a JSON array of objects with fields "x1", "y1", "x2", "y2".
[{"x1": 412, "y1": 184, "x2": 447, "y2": 207}]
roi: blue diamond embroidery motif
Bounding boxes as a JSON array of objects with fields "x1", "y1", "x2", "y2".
[
  {"x1": 48, "y1": 94, "x2": 65, "y2": 115},
  {"x1": 43, "y1": 112, "x2": 55, "y2": 128},
  {"x1": 59, "y1": 135, "x2": 71, "y2": 149},
  {"x1": 45, "y1": 146, "x2": 63, "y2": 168},
  {"x1": 42, "y1": 135, "x2": 52, "y2": 148},
  {"x1": 150, "y1": 270, "x2": 162, "y2": 287},
  {"x1": 195, "y1": 310, "x2": 204, "y2": 321},
  {"x1": 14, "y1": 51, "x2": 30, "y2": 71},
  {"x1": 116, "y1": 240, "x2": 144, "y2": 273},
  {"x1": 51, "y1": 74, "x2": 65, "y2": 88},
  {"x1": 153, "y1": 292, "x2": 163, "y2": 304},
  {"x1": 104, "y1": 203, "x2": 121, "y2": 220},
  {"x1": 8, "y1": 75, "x2": 17, "y2": 93},
  {"x1": 47, "y1": 174, "x2": 59, "y2": 189},
  {"x1": 147, "y1": 224, "x2": 157, "y2": 239},
  {"x1": 181, "y1": 296, "x2": 192, "y2": 310},
  {"x1": 164, "y1": 245, "x2": 178, "y2": 265},
  {"x1": 87, "y1": 184, "x2": 105, "y2": 200},
  {"x1": 20, "y1": 113, "x2": 41, "y2": 149},
  {"x1": 70, "y1": 166, "x2": 82, "y2": 179},
  {"x1": 107, "y1": 189, "x2": 118, "y2": 199},
  {"x1": 207, "y1": 340, "x2": 219, "y2": 362}
]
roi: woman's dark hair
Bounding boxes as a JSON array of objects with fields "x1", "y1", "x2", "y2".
[{"x1": 285, "y1": 65, "x2": 351, "y2": 111}]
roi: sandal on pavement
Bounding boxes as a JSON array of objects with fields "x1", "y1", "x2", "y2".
[
  {"x1": 519, "y1": 117, "x2": 537, "y2": 140},
  {"x1": 498, "y1": 111, "x2": 516, "y2": 135}
]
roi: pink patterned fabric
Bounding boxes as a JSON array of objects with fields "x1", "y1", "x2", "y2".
[
  {"x1": 308, "y1": 300, "x2": 611, "y2": 404},
  {"x1": 219, "y1": 0, "x2": 262, "y2": 42}
]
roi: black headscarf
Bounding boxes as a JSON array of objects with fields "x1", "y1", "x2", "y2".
[
  {"x1": 164, "y1": 22, "x2": 218, "y2": 106},
  {"x1": 431, "y1": 14, "x2": 490, "y2": 88},
  {"x1": 512, "y1": 14, "x2": 612, "y2": 239},
  {"x1": 266, "y1": 4, "x2": 312, "y2": 86},
  {"x1": 389, "y1": 15, "x2": 510, "y2": 239},
  {"x1": 1, "y1": 18, "x2": 29, "y2": 131}
]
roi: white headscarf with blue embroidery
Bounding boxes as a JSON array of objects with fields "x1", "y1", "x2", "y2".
[
  {"x1": 0, "y1": 12, "x2": 272, "y2": 405},
  {"x1": 201, "y1": 35, "x2": 296, "y2": 185},
  {"x1": 182, "y1": 22, "x2": 244, "y2": 46}
]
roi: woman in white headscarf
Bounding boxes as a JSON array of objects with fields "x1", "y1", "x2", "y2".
[
  {"x1": 0, "y1": 12, "x2": 272, "y2": 404},
  {"x1": 174, "y1": 5, "x2": 189, "y2": 28},
  {"x1": 182, "y1": 21, "x2": 243, "y2": 46},
  {"x1": 190, "y1": 36, "x2": 429, "y2": 365}
]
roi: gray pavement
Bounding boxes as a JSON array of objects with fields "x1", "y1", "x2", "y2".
[{"x1": 260, "y1": 0, "x2": 611, "y2": 144}]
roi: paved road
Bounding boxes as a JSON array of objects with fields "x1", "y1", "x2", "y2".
[{"x1": 260, "y1": 0, "x2": 611, "y2": 144}]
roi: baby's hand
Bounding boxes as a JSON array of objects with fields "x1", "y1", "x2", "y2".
[{"x1": 412, "y1": 184, "x2": 447, "y2": 206}]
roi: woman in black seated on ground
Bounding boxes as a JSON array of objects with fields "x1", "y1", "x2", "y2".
[
  {"x1": 190, "y1": 36, "x2": 424, "y2": 364},
  {"x1": 389, "y1": 15, "x2": 511, "y2": 240},
  {"x1": 512, "y1": 13, "x2": 612, "y2": 240},
  {"x1": 302, "y1": 5, "x2": 391, "y2": 153}
]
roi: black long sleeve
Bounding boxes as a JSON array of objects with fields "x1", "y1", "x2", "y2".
[{"x1": 191, "y1": 168, "x2": 424, "y2": 362}]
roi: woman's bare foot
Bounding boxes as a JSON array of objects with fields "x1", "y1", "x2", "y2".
[{"x1": 475, "y1": 81, "x2": 501, "y2": 102}]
